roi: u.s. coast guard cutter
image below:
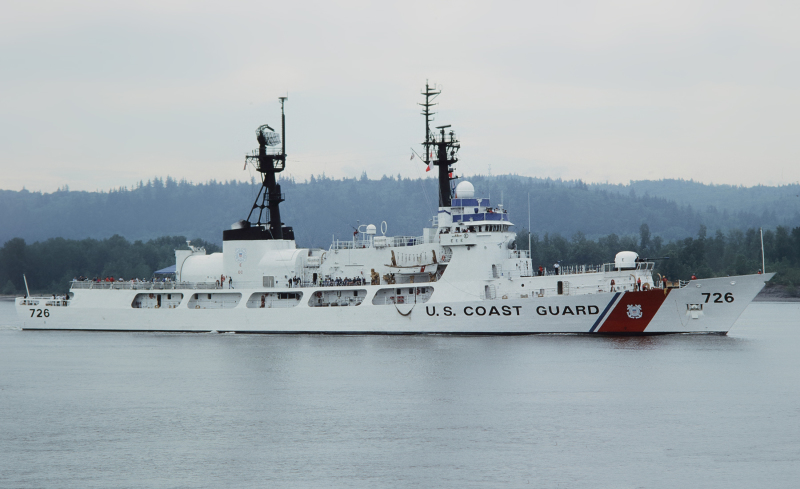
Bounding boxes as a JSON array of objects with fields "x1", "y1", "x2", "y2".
[{"x1": 16, "y1": 86, "x2": 772, "y2": 334}]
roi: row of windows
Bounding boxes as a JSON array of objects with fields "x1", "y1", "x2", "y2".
[
  {"x1": 442, "y1": 224, "x2": 509, "y2": 234},
  {"x1": 130, "y1": 287, "x2": 434, "y2": 309}
]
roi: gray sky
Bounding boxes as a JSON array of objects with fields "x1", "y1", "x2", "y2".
[{"x1": 1, "y1": 0, "x2": 799, "y2": 192}]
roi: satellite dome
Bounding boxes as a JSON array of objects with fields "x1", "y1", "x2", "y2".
[
  {"x1": 455, "y1": 181, "x2": 475, "y2": 199},
  {"x1": 366, "y1": 224, "x2": 377, "y2": 235}
]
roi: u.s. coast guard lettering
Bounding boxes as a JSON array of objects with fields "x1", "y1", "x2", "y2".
[
  {"x1": 425, "y1": 305, "x2": 522, "y2": 316},
  {"x1": 535, "y1": 305, "x2": 600, "y2": 316}
]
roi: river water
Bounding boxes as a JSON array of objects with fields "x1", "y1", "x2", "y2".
[{"x1": 0, "y1": 299, "x2": 798, "y2": 488}]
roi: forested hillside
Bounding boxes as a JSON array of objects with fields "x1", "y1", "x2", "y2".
[
  {"x1": 2, "y1": 225, "x2": 798, "y2": 296},
  {"x1": 2, "y1": 174, "x2": 799, "y2": 249},
  {"x1": 595, "y1": 179, "x2": 800, "y2": 227}
]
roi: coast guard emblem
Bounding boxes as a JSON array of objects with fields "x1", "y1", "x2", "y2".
[
  {"x1": 235, "y1": 248, "x2": 247, "y2": 262},
  {"x1": 626, "y1": 304, "x2": 643, "y2": 319}
]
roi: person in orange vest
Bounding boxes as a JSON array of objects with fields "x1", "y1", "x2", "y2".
[
  {"x1": 637, "y1": 278, "x2": 642, "y2": 291},
  {"x1": 662, "y1": 276, "x2": 668, "y2": 288},
  {"x1": 691, "y1": 273, "x2": 697, "y2": 280}
]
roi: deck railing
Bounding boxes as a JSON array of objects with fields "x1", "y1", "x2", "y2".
[
  {"x1": 70, "y1": 281, "x2": 219, "y2": 291},
  {"x1": 330, "y1": 235, "x2": 426, "y2": 250}
]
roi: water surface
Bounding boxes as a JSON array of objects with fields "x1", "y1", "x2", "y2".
[{"x1": 1, "y1": 300, "x2": 798, "y2": 488}]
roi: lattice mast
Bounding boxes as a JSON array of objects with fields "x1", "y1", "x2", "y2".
[
  {"x1": 419, "y1": 83, "x2": 459, "y2": 207},
  {"x1": 245, "y1": 97, "x2": 288, "y2": 239},
  {"x1": 419, "y1": 81, "x2": 440, "y2": 169}
]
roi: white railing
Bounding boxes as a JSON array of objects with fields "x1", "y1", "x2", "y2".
[
  {"x1": 508, "y1": 250, "x2": 531, "y2": 259},
  {"x1": 70, "y1": 281, "x2": 219, "y2": 291},
  {"x1": 330, "y1": 235, "x2": 426, "y2": 250},
  {"x1": 330, "y1": 238, "x2": 374, "y2": 250},
  {"x1": 602, "y1": 262, "x2": 655, "y2": 272},
  {"x1": 18, "y1": 298, "x2": 70, "y2": 306},
  {"x1": 70, "y1": 279, "x2": 375, "y2": 291},
  {"x1": 558, "y1": 264, "x2": 603, "y2": 275}
]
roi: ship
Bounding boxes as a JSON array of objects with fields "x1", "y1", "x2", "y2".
[{"x1": 16, "y1": 86, "x2": 773, "y2": 334}]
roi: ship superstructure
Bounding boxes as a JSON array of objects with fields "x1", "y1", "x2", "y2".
[{"x1": 16, "y1": 86, "x2": 772, "y2": 334}]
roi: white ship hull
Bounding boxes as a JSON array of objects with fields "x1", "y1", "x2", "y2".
[
  {"x1": 13, "y1": 88, "x2": 774, "y2": 335},
  {"x1": 16, "y1": 274, "x2": 771, "y2": 334}
]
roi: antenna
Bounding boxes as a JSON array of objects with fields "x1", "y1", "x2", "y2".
[
  {"x1": 419, "y1": 81, "x2": 440, "y2": 167},
  {"x1": 760, "y1": 227, "x2": 766, "y2": 273},
  {"x1": 279, "y1": 96, "x2": 288, "y2": 158}
]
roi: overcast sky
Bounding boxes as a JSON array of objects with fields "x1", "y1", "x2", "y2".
[{"x1": 1, "y1": 0, "x2": 799, "y2": 192}]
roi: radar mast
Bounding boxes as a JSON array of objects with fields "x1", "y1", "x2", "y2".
[
  {"x1": 419, "y1": 81, "x2": 440, "y2": 170},
  {"x1": 419, "y1": 83, "x2": 459, "y2": 207},
  {"x1": 240, "y1": 97, "x2": 293, "y2": 240}
]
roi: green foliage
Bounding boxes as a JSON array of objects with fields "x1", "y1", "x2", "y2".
[
  {"x1": 0, "y1": 235, "x2": 219, "y2": 294},
  {"x1": 515, "y1": 225, "x2": 800, "y2": 285},
  {"x1": 3, "y1": 224, "x2": 799, "y2": 295}
]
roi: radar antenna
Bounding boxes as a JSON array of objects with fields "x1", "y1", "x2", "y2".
[{"x1": 242, "y1": 96, "x2": 293, "y2": 240}]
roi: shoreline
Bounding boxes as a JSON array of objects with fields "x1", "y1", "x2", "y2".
[{"x1": 753, "y1": 284, "x2": 800, "y2": 302}]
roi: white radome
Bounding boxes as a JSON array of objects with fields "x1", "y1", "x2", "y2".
[{"x1": 455, "y1": 181, "x2": 474, "y2": 199}]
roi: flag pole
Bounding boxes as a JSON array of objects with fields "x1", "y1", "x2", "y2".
[
  {"x1": 527, "y1": 192, "x2": 532, "y2": 256},
  {"x1": 760, "y1": 227, "x2": 766, "y2": 273}
]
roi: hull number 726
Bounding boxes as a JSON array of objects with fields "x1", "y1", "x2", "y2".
[{"x1": 701, "y1": 293, "x2": 734, "y2": 303}]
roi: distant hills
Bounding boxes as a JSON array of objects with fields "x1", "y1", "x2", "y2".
[
  {"x1": 1, "y1": 175, "x2": 798, "y2": 248},
  {"x1": 594, "y1": 179, "x2": 800, "y2": 229}
]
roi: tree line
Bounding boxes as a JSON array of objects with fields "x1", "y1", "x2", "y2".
[
  {"x1": 1, "y1": 225, "x2": 798, "y2": 296},
  {"x1": 514, "y1": 224, "x2": 799, "y2": 294},
  {"x1": 0, "y1": 235, "x2": 219, "y2": 294}
]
